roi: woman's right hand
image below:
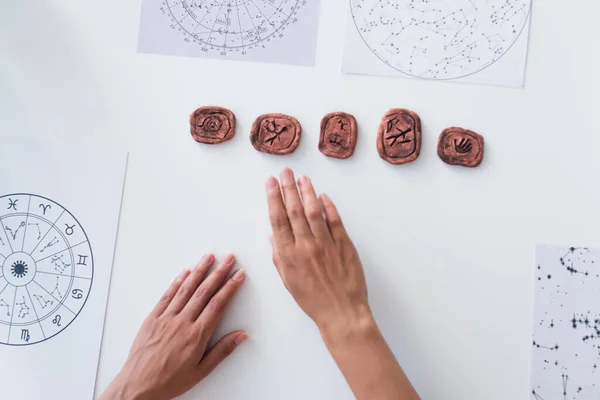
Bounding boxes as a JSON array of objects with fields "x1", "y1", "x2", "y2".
[{"x1": 265, "y1": 168, "x2": 371, "y2": 334}]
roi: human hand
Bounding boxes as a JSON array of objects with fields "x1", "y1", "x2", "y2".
[
  {"x1": 100, "y1": 254, "x2": 247, "y2": 400},
  {"x1": 265, "y1": 168, "x2": 371, "y2": 335}
]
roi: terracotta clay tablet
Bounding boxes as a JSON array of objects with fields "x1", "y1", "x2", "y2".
[
  {"x1": 376, "y1": 109, "x2": 422, "y2": 165},
  {"x1": 319, "y1": 112, "x2": 358, "y2": 159},
  {"x1": 250, "y1": 113, "x2": 302, "y2": 155},
  {"x1": 190, "y1": 106, "x2": 236, "y2": 144},
  {"x1": 437, "y1": 127, "x2": 484, "y2": 167}
]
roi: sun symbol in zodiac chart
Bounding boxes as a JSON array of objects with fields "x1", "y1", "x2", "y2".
[
  {"x1": 350, "y1": 0, "x2": 532, "y2": 80},
  {"x1": 0, "y1": 193, "x2": 93, "y2": 346},
  {"x1": 161, "y1": 0, "x2": 305, "y2": 54}
]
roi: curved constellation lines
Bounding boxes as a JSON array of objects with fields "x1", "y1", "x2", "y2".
[{"x1": 350, "y1": 0, "x2": 532, "y2": 80}]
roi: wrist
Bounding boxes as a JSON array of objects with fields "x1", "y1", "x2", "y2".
[
  {"x1": 318, "y1": 303, "x2": 378, "y2": 350},
  {"x1": 101, "y1": 369, "x2": 154, "y2": 400}
]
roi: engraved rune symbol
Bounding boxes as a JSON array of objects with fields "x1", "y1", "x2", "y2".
[
  {"x1": 328, "y1": 133, "x2": 344, "y2": 147},
  {"x1": 454, "y1": 138, "x2": 473, "y2": 154},
  {"x1": 264, "y1": 120, "x2": 289, "y2": 146},
  {"x1": 337, "y1": 119, "x2": 347, "y2": 130},
  {"x1": 385, "y1": 118, "x2": 412, "y2": 147}
]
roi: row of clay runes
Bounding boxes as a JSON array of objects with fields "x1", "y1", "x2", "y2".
[{"x1": 190, "y1": 107, "x2": 484, "y2": 168}]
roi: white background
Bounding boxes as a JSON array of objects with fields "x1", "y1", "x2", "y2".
[{"x1": 1, "y1": 1, "x2": 599, "y2": 399}]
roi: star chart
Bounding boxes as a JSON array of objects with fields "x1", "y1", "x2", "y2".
[
  {"x1": 0, "y1": 194, "x2": 93, "y2": 346},
  {"x1": 531, "y1": 246, "x2": 600, "y2": 399},
  {"x1": 161, "y1": 0, "x2": 306, "y2": 55},
  {"x1": 350, "y1": 0, "x2": 531, "y2": 80}
]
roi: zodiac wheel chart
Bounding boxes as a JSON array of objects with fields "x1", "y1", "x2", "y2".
[
  {"x1": 0, "y1": 193, "x2": 93, "y2": 346},
  {"x1": 161, "y1": 0, "x2": 306, "y2": 54},
  {"x1": 350, "y1": 0, "x2": 532, "y2": 80}
]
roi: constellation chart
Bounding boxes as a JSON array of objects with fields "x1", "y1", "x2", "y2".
[
  {"x1": 0, "y1": 194, "x2": 93, "y2": 346},
  {"x1": 531, "y1": 245, "x2": 600, "y2": 400},
  {"x1": 138, "y1": 0, "x2": 321, "y2": 66},
  {"x1": 344, "y1": 0, "x2": 532, "y2": 86}
]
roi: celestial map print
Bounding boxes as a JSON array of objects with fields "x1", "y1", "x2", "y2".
[
  {"x1": 0, "y1": 194, "x2": 93, "y2": 346},
  {"x1": 531, "y1": 246, "x2": 600, "y2": 400},
  {"x1": 162, "y1": 0, "x2": 306, "y2": 54},
  {"x1": 350, "y1": 0, "x2": 532, "y2": 80}
]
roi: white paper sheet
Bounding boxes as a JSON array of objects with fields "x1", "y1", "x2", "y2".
[
  {"x1": 0, "y1": 138, "x2": 127, "y2": 400},
  {"x1": 138, "y1": 0, "x2": 321, "y2": 66},
  {"x1": 342, "y1": 0, "x2": 532, "y2": 88},
  {"x1": 531, "y1": 245, "x2": 600, "y2": 400}
]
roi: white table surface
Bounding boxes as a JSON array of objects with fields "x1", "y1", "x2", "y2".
[{"x1": 1, "y1": 1, "x2": 599, "y2": 399}]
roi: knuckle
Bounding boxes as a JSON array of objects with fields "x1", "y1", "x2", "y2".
[
  {"x1": 288, "y1": 206, "x2": 304, "y2": 220},
  {"x1": 193, "y1": 285, "x2": 209, "y2": 300},
  {"x1": 328, "y1": 216, "x2": 343, "y2": 229},
  {"x1": 306, "y1": 207, "x2": 322, "y2": 221},
  {"x1": 176, "y1": 284, "x2": 190, "y2": 298},
  {"x1": 271, "y1": 214, "x2": 288, "y2": 229},
  {"x1": 207, "y1": 296, "x2": 224, "y2": 314}
]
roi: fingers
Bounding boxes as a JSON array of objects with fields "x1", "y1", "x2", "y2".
[
  {"x1": 297, "y1": 175, "x2": 331, "y2": 241},
  {"x1": 196, "y1": 330, "x2": 248, "y2": 380},
  {"x1": 183, "y1": 254, "x2": 239, "y2": 321},
  {"x1": 319, "y1": 194, "x2": 348, "y2": 243},
  {"x1": 266, "y1": 176, "x2": 295, "y2": 247},
  {"x1": 279, "y1": 168, "x2": 312, "y2": 238},
  {"x1": 196, "y1": 267, "x2": 246, "y2": 332},
  {"x1": 151, "y1": 269, "x2": 191, "y2": 317},
  {"x1": 164, "y1": 254, "x2": 215, "y2": 315}
]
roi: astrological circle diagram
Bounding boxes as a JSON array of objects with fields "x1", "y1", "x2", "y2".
[
  {"x1": 350, "y1": 0, "x2": 532, "y2": 80},
  {"x1": 0, "y1": 194, "x2": 93, "y2": 346},
  {"x1": 162, "y1": 0, "x2": 305, "y2": 54}
]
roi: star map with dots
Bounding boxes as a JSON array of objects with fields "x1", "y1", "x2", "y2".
[
  {"x1": 531, "y1": 245, "x2": 600, "y2": 400},
  {"x1": 346, "y1": 0, "x2": 531, "y2": 82}
]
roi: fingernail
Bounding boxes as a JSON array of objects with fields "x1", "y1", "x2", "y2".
[
  {"x1": 199, "y1": 254, "x2": 213, "y2": 266},
  {"x1": 232, "y1": 269, "x2": 245, "y2": 281},
  {"x1": 320, "y1": 193, "x2": 330, "y2": 202},
  {"x1": 235, "y1": 332, "x2": 249, "y2": 345},
  {"x1": 298, "y1": 176, "x2": 310, "y2": 187},
  {"x1": 281, "y1": 168, "x2": 294, "y2": 183},
  {"x1": 265, "y1": 177, "x2": 277, "y2": 192},
  {"x1": 268, "y1": 235, "x2": 274, "y2": 246},
  {"x1": 222, "y1": 254, "x2": 235, "y2": 266}
]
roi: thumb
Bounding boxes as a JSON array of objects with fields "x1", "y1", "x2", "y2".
[{"x1": 197, "y1": 330, "x2": 248, "y2": 380}]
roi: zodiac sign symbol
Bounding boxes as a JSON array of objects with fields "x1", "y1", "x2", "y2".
[
  {"x1": 328, "y1": 133, "x2": 344, "y2": 147},
  {"x1": 0, "y1": 299, "x2": 10, "y2": 316},
  {"x1": 21, "y1": 329, "x2": 30, "y2": 342},
  {"x1": 72, "y1": 289, "x2": 84, "y2": 299},
  {"x1": 337, "y1": 118, "x2": 347, "y2": 130},
  {"x1": 33, "y1": 294, "x2": 54, "y2": 309},
  {"x1": 40, "y1": 236, "x2": 59, "y2": 253},
  {"x1": 11, "y1": 260, "x2": 28, "y2": 278},
  {"x1": 16, "y1": 296, "x2": 30, "y2": 319},
  {"x1": 51, "y1": 254, "x2": 71, "y2": 273},
  {"x1": 264, "y1": 120, "x2": 289, "y2": 146},
  {"x1": 77, "y1": 255, "x2": 88, "y2": 266},
  {"x1": 5, "y1": 221, "x2": 25, "y2": 240},
  {"x1": 39, "y1": 203, "x2": 51, "y2": 215},
  {"x1": 51, "y1": 277, "x2": 63, "y2": 299},
  {"x1": 199, "y1": 114, "x2": 223, "y2": 133},
  {"x1": 7, "y1": 198, "x2": 18, "y2": 210},
  {"x1": 28, "y1": 222, "x2": 42, "y2": 240},
  {"x1": 454, "y1": 137, "x2": 473, "y2": 154},
  {"x1": 64, "y1": 224, "x2": 76, "y2": 236},
  {"x1": 52, "y1": 314, "x2": 62, "y2": 327}
]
